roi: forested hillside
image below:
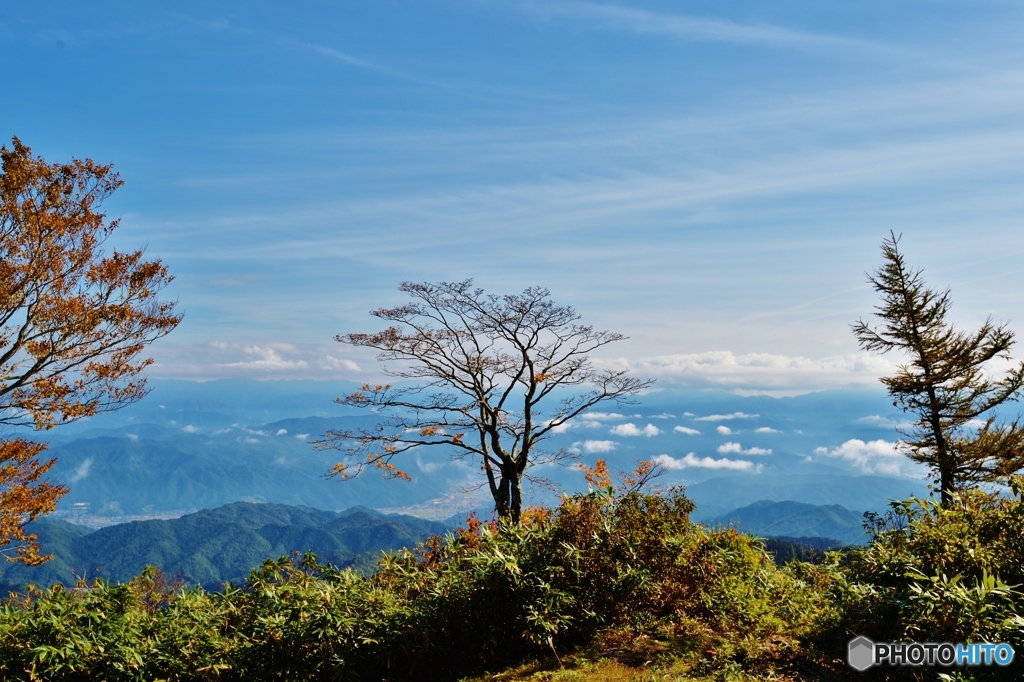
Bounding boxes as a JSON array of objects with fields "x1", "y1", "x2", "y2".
[
  {"x1": 710, "y1": 499, "x2": 867, "y2": 545},
  {"x1": 3, "y1": 484, "x2": 1024, "y2": 681},
  {"x1": 0, "y1": 503, "x2": 448, "y2": 592},
  {"x1": 0, "y1": 499, "x2": 863, "y2": 595}
]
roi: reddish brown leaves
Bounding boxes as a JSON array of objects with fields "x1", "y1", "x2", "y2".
[
  {"x1": 0, "y1": 137, "x2": 181, "y2": 430},
  {"x1": 0, "y1": 138, "x2": 180, "y2": 564},
  {"x1": 578, "y1": 458, "x2": 665, "y2": 494},
  {"x1": 578, "y1": 459, "x2": 612, "y2": 488},
  {"x1": 0, "y1": 439, "x2": 67, "y2": 566}
]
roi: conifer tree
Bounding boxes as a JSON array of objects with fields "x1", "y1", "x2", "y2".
[{"x1": 853, "y1": 233, "x2": 1024, "y2": 503}]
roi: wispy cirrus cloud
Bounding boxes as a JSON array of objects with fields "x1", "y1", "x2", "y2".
[
  {"x1": 292, "y1": 40, "x2": 445, "y2": 87},
  {"x1": 518, "y1": 1, "x2": 888, "y2": 52},
  {"x1": 298, "y1": 42, "x2": 379, "y2": 69},
  {"x1": 88, "y1": 9, "x2": 1024, "y2": 394}
]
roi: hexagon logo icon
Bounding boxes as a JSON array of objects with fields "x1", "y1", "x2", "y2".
[{"x1": 848, "y1": 636, "x2": 875, "y2": 671}]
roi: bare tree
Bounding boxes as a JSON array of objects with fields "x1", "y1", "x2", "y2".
[
  {"x1": 853, "y1": 233, "x2": 1024, "y2": 503},
  {"x1": 315, "y1": 280, "x2": 653, "y2": 523}
]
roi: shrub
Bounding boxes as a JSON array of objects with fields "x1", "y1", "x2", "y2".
[
  {"x1": 809, "y1": 480, "x2": 1024, "y2": 680},
  {"x1": 0, "y1": 486, "x2": 831, "y2": 680}
]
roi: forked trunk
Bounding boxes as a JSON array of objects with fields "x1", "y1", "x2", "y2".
[{"x1": 494, "y1": 467, "x2": 523, "y2": 524}]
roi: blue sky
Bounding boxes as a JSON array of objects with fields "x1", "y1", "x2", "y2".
[{"x1": 6, "y1": 1, "x2": 1024, "y2": 394}]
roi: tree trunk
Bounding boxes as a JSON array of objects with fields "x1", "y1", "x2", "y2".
[
  {"x1": 494, "y1": 466, "x2": 523, "y2": 524},
  {"x1": 925, "y1": 386, "x2": 954, "y2": 505},
  {"x1": 939, "y1": 465, "x2": 954, "y2": 505}
]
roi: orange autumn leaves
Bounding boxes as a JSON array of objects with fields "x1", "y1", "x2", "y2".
[
  {"x1": 0, "y1": 440, "x2": 66, "y2": 566},
  {"x1": 419, "y1": 426, "x2": 465, "y2": 444},
  {"x1": 0, "y1": 138, "x2": 180, "y2": 564},
  {"x1": 578, "y1": 458, "x2": 664, "y2": 494},
  {"x1": 0, "y1": 137, "x2": 180, "y2": 430}
]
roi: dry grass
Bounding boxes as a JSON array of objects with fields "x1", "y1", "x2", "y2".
[{"x1": 457, "y1": 631, "x2": 841, "y2": 682}]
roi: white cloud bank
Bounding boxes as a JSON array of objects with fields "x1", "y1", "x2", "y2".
[
  {"x1": 695, "y1": 411, "x2": 758, "y2": 422},
  {"x1": 585, "y1": 412, "x2": 627, "y2": 421},
  {"x1": 814, "y1": 439, "x2": 925, "y2": 477},
  {"x1": 151, "y1": 341, "x2": 367, "y2": 380},
  {"x1": 210, "y1": 341, "x2": 309, "y2": 372},
  {"x1": 717, "y1": 442, "x2": 772, "y2": 455},
  {"x1": 755, "y1": 427, "x2": 780, "y2": 434},
  {"x1": 607, "y1": 351, "x2": 895, "y2": 395},
  {"x1": 546, "y1": 419, "x2": 572, "y2": 434},
  {"x1": 653, "y1": 452, "x2": 758, "y2": 472},
  {"x1": 322, "y1": 355, "x2": 361, "y2": 372},
  {"x1": 152, "y1": 343, "x2": 896, "y2": 393},
  {"x1": 674, "y1": 425, "x2": 700, "y2": 435},
  {"x1": 857, "y1": 415, "x2": 913, "y2": 430},
  {"x1": 716, "y1": 425, "x2": 732, "y2": 435},
  {"x1": 610, "y1": 423, "x2": 661, "y2": 437},
  {"x1": 580, "y1": 440, "x2": 618, "y2": 453}
]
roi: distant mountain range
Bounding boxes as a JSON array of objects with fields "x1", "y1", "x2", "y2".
[
  {"x1": 710, "y1": 499, "x2": 868, "y2": 545},
  {"x1": 0, "y1": 503, "x2": 449, "y2": 593},
  {"x1": 685, "y1": 474, "x2": 920, "y2": 523},
  {"x1": 23, "y1": 379, "x2": 929, "y2": 523},
  {"x1": 1, "y1": 498, "x2": 872, "y2": 594}
]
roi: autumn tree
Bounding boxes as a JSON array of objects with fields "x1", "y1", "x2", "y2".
[
  {"x1": 316, "y1": 280, "x2": 652, "y2": 523},
  {"x1": 0, "y1": 137, "x2": 180, "y2": 564},
  {"x1": 853, "y1": 233, "x2": 1024, "y2": 504}
]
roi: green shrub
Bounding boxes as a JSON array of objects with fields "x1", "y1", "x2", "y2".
[
  {"x1": 808, "y1": 481, "x2": 1024, "y2": 680},
  {"x1": 0, "y1": 487, "x2": 842, "y2": 680}
]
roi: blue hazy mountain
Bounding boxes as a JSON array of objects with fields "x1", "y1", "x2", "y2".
[
  {"x1": 0, "y1": 502, "x2": 450, "y2": 592},
  {"x1": 710, "y1": 499, "x2": 869, "y2": 545},
  {"x1": 25, "y1": 379, "x2": 929, "y2": 521},
  {"x1": 0, "y1": 499, "x2": 868, "y2": 595},
  {"x1": 685, "y1": 474, "x2": 923, "y2": 522}
]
